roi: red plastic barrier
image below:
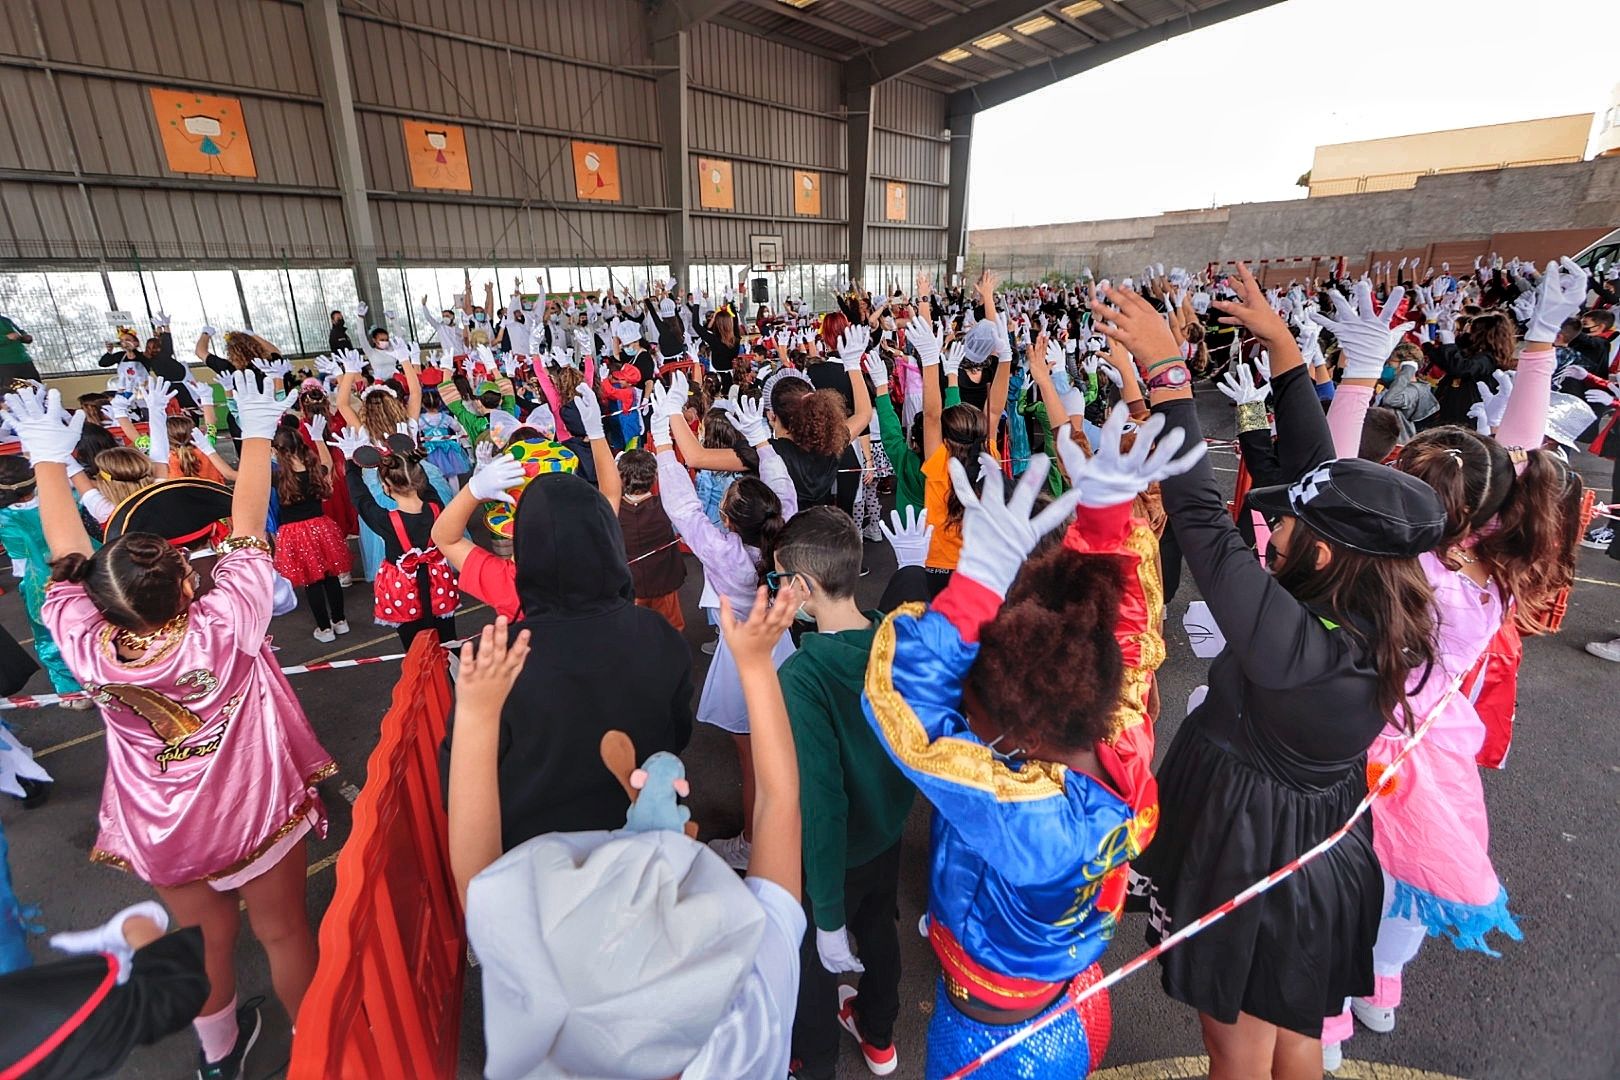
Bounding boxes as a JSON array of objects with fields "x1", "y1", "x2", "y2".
[{"x1": 289, "y1": 632, "x2": 464, "y2": 1079}]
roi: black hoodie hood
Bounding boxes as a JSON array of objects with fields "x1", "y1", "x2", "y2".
[{"x1": 511, "y1": 472, "x2": 632, "y2": 619}]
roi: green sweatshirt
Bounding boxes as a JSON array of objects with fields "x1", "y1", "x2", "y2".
[
  {"x1": 777, "y1": 617, "x2": 916, "y2": 932},
  {"x1": 875, "y1": 385, "x2": 960, "y2": 514},
  {"x1": 447, "y1": 392, "x2": 517, "y2": 441}
]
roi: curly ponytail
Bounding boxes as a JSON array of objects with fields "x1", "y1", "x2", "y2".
[{"x1": 1475, "y1": 448, "x2": 1584, "y2": 634}]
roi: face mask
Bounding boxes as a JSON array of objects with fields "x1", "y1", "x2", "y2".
[{"x1": 793, "y1": 602, "x2": 816, "y2": 624}]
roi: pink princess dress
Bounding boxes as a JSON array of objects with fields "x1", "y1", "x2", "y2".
[
  {"x1": 1326, "y1": 551, "x2": 1522, "y2": 1044},
  {"x1": 42, "y1": 544, "x2": 335, "y2": 889}
]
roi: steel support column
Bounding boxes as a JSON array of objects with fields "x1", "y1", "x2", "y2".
[
  {"x1": 304, "y1": 0, "x2": 385, "y2": 319},
  {"x1": 652, "y1": 28, "x2": 692, "y2": 289},
  {"x1": 945, "y1": 110, "x2": 974, "y2": 284},
  {"x1": 845, "y1": 83, "x2": 874, "y2": 284}
]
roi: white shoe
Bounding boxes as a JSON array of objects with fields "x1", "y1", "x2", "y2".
[
  {"x1": 1351, "y1": 996, "x2": 1396, "y2": 1033},
  {"x1": 699, "y1": 639, "x2": 718, "y2": 656},
  {"x1": 706, "y1": 834, "x2": 751, "y2": 870},
  {"x1": 917, "y1": 913, "x2": 929, "y2": 939},
  {"x1": 1580, "y1": 527, "x2": 1614, "y2": 550},
  {"x1": 1322, "y1": 1041, "x2": 1343, "y2": 1072},
  {"x1": 338, "y1": 572, "x2": 353, "y2": 588},
  {"x1": 313, "y1": 627, "x2": 336, "y2": 644},
  {"x1": 1585, "y1": 638, "x2": 1620, "y2": 662},
  {"x1": 332, "y1": 620, "x2": 350, "y2": 636}
]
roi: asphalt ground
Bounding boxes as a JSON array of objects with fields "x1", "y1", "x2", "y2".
[{"x1": 3, "y1": 385, "x2": 1618, "y2": 1079}]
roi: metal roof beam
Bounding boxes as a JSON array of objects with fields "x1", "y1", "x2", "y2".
[
  {"x1": 845, "y1": 1, "x2": 1057, "y2": 89},
  {"x1": 734, "y1": 0, "x2": 901, "y2": 46},
  {"x1": 650, "y1": 0, "x2": 740, "y2": 37},
  {"x1": 1097, "y1": 0, "x2": 1151, "y2": 31},
  {"x1": 948, "y1": 0, "x2": 1285, "y2": 114}
]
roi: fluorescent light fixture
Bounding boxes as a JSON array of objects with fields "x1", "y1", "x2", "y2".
[
  {"x1": 1014, "y1": 15, "x2": 1056, "y2": 34},
  {"x1": 1061, "y1": 0, "x2": 1104, "y2": 16},
  {"x1": 938, "y1": 47, "x2": 971, "y2": 62},
  {"x1": 973, "y1": 31, "x2": 1011, "y2": 49}
]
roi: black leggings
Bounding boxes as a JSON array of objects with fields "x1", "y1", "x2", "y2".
[
  {"x1": 396, "y1": 615, "x2": 456, "y2": 650},
  {"x1": 304, "y1": 576, "x2": 346, "y2": 631}
]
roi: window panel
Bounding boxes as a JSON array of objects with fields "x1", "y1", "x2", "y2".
[
  {"x1": 51, "y1": 272, "x2": 117, "y2": 371},
  {"x1": 0, "y1": 272, "x2": 69, "y2": 374},
  {"x1": 238, "y1": 270, "x2": 296, "y2": 352}
]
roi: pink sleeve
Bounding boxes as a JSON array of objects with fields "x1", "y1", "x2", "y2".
[
  {"x1": 197, "y1": 547, "x2": 275, "y2": 651},
  {"x1": 1325, "y1": 383, "x2": 1375, "y2": 459},
  {"x1": 40, "y1": 581, "x2": 109, "y2": 682},
  {"x1": 1494, "y1": 347, "x2": 1554, "y2": 469}
]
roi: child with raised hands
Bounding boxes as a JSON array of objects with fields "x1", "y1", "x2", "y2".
[
  {"x1": 860, "y1": 413, "x2": 1201, "y2": 1079},
  {"x1": 10, "y1": 372, "x2": 335, "y2": 1080},
  {"x1": 649, "y1": 370, "x2": 799, "y2": 871},
  {"x1": 450, "y1": 595, "x2": 807, "y2": 1080},
  {"x1": 1092, "y1": 267, "x2": 1450, "y2": 1080}
]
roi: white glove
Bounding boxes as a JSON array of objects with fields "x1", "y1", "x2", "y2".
[
  {"x1": 329, "y1": 428, "x2": 372, "y2": 459},
  {"x1": 232, "y1": 370, "x2": 285, "y2": 441},
  {"x1": 2, "y1": 388, "x2": 85, "y2": 465},
  {"x1": 879, "y1": 506, "x2": 933, "y2": 569},
  {"x1": 731, "y1": 390, "x2": 772, "y2": 447},
  {"x1": 837, "y1": 326, "x2": 871, "y2": 372},
  {"x1": 467, "y1": 451, "x2": 528, "y2": 504},
  {"x1": 403, "y1": 342, "x2": 422, "y2": 368},
  {"x1": 105, "y1": 396, "x2": 131, "y2": 422},
  {"x1": 865, "y1": 347, "x2": 889, "y2": 388},
  {"x1": 1218, "y1": 364, "x2": 1270, "y2": 406},
  {"x1": 1467, "y1": 401, "x2": 1492, "y2": 436},
  {"x1": 356, "y1": 301, "x2": 368, "y2": 319},
  {"x1": 910, "y1": 319, "x2": 944, "y2": 367},
  {"x1": 368, "y1": 347, "x2": 399, "y2": 381},
  {"x1": 1526, "y1": 257, "x2": 1588, "y2": 344},
  {"x1": 1308, "y1": 280, "x2": 1413, "y2": 380},
  {"x1": 815, "y1": 927, "x2": 864, "y2": 975},
  {"x1": 199, "y1": 324, "x2": 217, "y2": 338},
  {"x1": 306, "y1": 414, "x2": 327, "y2": 443},
  {"x1": 1253, "y1": 350, "x2": 1272, "y2": 383},
  {"x1": 1296, "y1": 320, "x2": 1326, "y2": 368},
  {"x1": 647, "y1": 371, "x2": 688, "y2": 445},
  {"x1": 188, "y1": 428, "x2": 215, "y2": 455},
  {"x1": 313, "y1": 354, "x2": 338, "y2": 377},
  {"x1": 573, "y1": 383, "x2": 606, "y2": 441},
  {"x1": 1061, "y1": 403, "x2": 1208, "y2": 510},
  {"x1": 1585, "y1": 386, "x2": 1617, "y2": 409},
  {"x1": 336, "y1": 348, "x2": 365, "y2": 375},
  {"x1": 141, "y1": 375, "x2": 177, "y2": 416},
  {"x1": 941, "y1": 341, "x2": 965, "y2": 379},
  {"x1": 48, "y1": 901, "x2": 170, "y2": 987},
  {"x1": 949, "y1": 454, "x2": 1083, "y2": 599},
  {"x1": 574, "y1": 327, "x2": 594, "y2": 359},
  {"x1": 1475, "y1": 369, "x2": 1514, "y2": 430}
]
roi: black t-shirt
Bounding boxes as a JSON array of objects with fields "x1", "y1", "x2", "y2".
[
  {"x1": 952, "y1": 358, "x2": 998, "y2": 413},
  {"x1": 278, "y1": 468, "x2": 327, "y2": 524},
  {"x1": 769, "y1": 437, "x2": 838, "y2": 508},
  {"x1": 806, "y1": 361, "x2": 854, "y2": 414}
]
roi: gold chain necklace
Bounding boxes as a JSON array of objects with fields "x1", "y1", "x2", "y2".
[{"x1": 113, "y1": 611, "x2": 189, "y2": 657}]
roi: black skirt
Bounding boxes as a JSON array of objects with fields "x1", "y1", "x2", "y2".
[{"x1": 1132, "y1": 724, "x2": 1381, "y2": 1037}]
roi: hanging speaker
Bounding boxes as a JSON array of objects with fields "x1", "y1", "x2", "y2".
[{"x1": 750, "y1": 277, "x2": 770, "y2": 304}]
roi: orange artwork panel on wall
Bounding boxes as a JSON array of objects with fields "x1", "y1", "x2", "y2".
[
  {"x1": 572, "y1": 142, "x2": 621, "y2": 202},
  {"x1": 885, "y1": 182, "x2": 908, "y2": 222},
  {"x1": 794, "y1": 170, "x2": 821, "y2": 216},
  {"x1": 149, "y1": 89, "x2": 256, "y2": 178},
  {"x1": 403, "y1": 120, "x2": 472, "y2": 191},
  {"x1": 698, "y1": 158, "x2": 734, "y2": 210}
]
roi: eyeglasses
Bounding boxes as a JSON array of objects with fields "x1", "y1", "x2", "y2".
[{"x1": 764, "y1": 570, "x2": 805, "y2": 594}]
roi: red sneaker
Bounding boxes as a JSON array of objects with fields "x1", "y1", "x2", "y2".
[{"x1": 837, "y1": 985, "x2": 897, "y2": 1076}]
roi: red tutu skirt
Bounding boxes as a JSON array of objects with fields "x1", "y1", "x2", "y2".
[
  {"x1": 323, "y1": 451, "x2": 360, "y2": 538},
  {"x1": 274, "y1": 515, "x2": 353, "y2": 587}
]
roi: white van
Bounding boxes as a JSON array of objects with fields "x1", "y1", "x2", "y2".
[{"x1": 1574, "y1": 228, "x2": 1620, "y2": 273}]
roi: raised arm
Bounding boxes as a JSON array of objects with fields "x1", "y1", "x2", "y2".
[
  {"x1": 569, "y1": 383, "x2": 620, "y2": 513},
  {"x1": 834, "y1": 326, "x2": 874, "y2": 439},
  {"x1": 433, "y1": 448, "x2": 526, "y2": 572},
  {"x1": 402, "y1": 344, "x2": 423, "y2": 421},
  {"x1": 4, "y1": 390, "x2": 93, "y2": 559},
  {"x1": 333, "y1": 349, "x2": 364, "y2": 431},
  {"x1": 1497, "y1": 258, "x2": 1586, "y2": 457},
  {"x1": 720, "y1": 587, "x2": 802, "y2": 898},
  {"x1": 227, "y1": 371, "x2": 283, "y2": 540},
  {"x1": 1310, "y1": 279, "x2": 1412, "y2": 458},
  {"x1": 449, "y1": 619, "x2": 531, "y2": 906}
]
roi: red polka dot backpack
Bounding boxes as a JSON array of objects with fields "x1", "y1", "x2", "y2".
[{"x1": 372, "y1": 506, "x2": 459, "y2": 624}]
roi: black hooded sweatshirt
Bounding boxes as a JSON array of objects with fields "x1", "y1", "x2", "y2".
[{"x1": 439, "y1": 472, "x2": 694, "y2": 849}]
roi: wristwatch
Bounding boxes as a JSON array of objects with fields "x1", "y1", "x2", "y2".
[{"x1": 1145, "y1": 364, "x2": 1190, "y2": 391}]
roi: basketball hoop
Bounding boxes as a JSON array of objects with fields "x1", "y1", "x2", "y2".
[{"x1": 750, "y1": 233, "x2": 785, "y2": 273}]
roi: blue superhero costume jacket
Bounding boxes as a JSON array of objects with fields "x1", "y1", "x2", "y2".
[{"x1": 862, "y1": 498, "x2": 1163, "y2": 1078}]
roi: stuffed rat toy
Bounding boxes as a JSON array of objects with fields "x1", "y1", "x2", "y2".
[{"x1": 600, "y1": 732, "x2": 699, "y2": 839}]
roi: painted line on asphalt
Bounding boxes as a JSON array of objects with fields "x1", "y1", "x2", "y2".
[
  {"x1": 1576, "y1": 575, "x2": 1620, "y2": 589},
  {"x1": 1090, "y1": 1057, "x2": 1467, "y2": 1080},
  {"x1": 32, "y1": 605, "x2": 489, "y2": 759}
]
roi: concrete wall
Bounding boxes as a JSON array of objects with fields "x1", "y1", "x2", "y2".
[{"x1": 967, "y1": 156, "x2": 1620, "y2": 282}]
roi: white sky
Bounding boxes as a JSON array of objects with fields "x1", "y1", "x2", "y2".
[{"x1": 966, "y1": 0, "x2": 1620, "y2": 229}]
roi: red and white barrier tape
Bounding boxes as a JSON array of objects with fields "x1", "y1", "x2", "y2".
[
  {"x1": 0, "y1": 638, "x2": 472, "y2": 712},
  {"x1": 942, "y1": 676, "x2": 1462, "y2": 1079}
]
